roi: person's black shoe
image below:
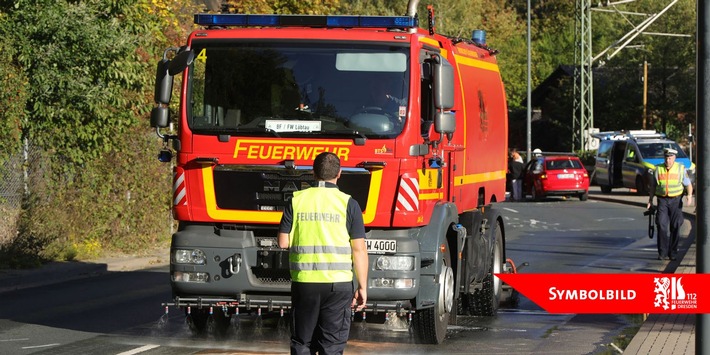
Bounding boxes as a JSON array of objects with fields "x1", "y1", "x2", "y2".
[
  {"x1": 658, "y1": 255, "x2": 663, "y2": 260},
  {"x1": 670, "y1": 256, "x2": 677, "y2": 261}
]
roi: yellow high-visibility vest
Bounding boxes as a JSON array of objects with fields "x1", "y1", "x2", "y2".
[
  {"x1": 654, "y1": 163, "x2": 684, "y2": 197},
  {"x1": 289, "y1": 187, "x2": 353, "y2": 283}
]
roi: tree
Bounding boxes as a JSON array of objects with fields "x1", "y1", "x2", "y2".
[
  {"x1": 0, "y1": 0, "x2": 187, "y2": 262},
  {"x1": 586, "y1": 0, "x2": 696, "y2": 137},
  {"x1": 7, "y1": 0, "x2": 145, "y2": 165},
  {"x1": 226, "y1": 0, "x2": 341, "y2": 14},
  {"x1": 0, "y1": 36, "x2": 27, "y2": 163}
]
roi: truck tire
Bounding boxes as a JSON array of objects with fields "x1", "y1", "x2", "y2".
[
  {"x1": 413, "y1": 239, "x2": 454, "y2": 344},
  {"x1": 470, "y1": 222, "x2": 503, "y2": 316},
  {"x1": 600, "y1": 184, "x2": 612, "y2": 193}
]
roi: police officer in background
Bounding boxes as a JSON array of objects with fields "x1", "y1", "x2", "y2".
[
  {"x1": 278, "y1": 152, "x2": 368, "y2": 355},
  {"x1": 647, "y1": 148, "x2": 693, "y2": 261}
]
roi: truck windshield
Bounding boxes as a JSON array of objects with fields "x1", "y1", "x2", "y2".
[{"x1": 186, "y1": 41, "x2": 410, "y2": 139}]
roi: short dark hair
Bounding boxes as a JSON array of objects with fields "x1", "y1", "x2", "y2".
[{"x1": 313, "y1": 152, "x2": 340, "y2": 180}]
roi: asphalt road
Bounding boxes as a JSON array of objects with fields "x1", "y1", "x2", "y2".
[{"x1": 0, "y1": 198, "x2": 687, "y2": 354}]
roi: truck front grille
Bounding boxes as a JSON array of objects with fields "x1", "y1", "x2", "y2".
[{"x1": 212, "y1": 165, "x2": 371, "y2": 211}]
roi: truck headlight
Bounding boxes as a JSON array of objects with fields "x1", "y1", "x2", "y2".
[
  {"x1": 370, "y1": 278, "x2": 415, "y2": 289},
  {"x1": 375, "y1": 256, "x2": 414, "y2": 271},
  {"x1": 173, "y1": 249, "x2": 207, "y2": 265},
  {"x1": 172, "y1": 271, "x2": 209, "y2": 283}
]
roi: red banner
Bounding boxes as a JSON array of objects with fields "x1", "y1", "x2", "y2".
[{"x1": 496, "y1": 273, "x2": 709, "y2": 314}]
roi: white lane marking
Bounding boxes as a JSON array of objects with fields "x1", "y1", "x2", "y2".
[
  {"x1": 21, "y1": 343, "x2": 60, "y2": 349},
  {"x1": 1, "y1": 338, "x2": 29, "y2": 342},
  {"x1": 117, "y1": 344, "x2": 160, "y2": 355},
  {"x1": 595, "y1": 217, "x2": 635, "y2": 222},
  {"x1": 503, "y1": 207, "x2": 519, "y2": 213}
]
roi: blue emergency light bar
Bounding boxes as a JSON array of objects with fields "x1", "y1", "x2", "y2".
[{"x1": 194, "y1": 14, "x2": 418, "y2": 29}]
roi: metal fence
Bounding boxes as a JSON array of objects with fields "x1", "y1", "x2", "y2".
[{"x1": 0, "y1": 145, "x2": 25, "y2": 244}]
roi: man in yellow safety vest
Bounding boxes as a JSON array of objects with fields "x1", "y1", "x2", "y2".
[
  {"x1": 278, "y1": 151, "x2": 368, "y2": 355},
  {"x1": 647, "y1": 148, "x2": 693, "y2": 261}
]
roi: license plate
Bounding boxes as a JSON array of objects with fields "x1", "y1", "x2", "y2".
[
  {"x1": 366, "y1": 239, "x2": 397, "y2": 254},
  {"x1": 557, "y1": 173, "x2": 575, "y2": 179}
]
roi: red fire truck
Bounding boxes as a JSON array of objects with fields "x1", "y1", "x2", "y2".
[{"x1": 151, "y1": 0, "x2": 509, "y2": 344}]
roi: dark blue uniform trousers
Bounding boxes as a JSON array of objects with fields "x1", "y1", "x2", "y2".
[
  {"x1": 655, "y1": 195, "x2": 684, "y2": 259},
  {"x1": 290, "y1": 281, "x2": 353, "y2": 355}
]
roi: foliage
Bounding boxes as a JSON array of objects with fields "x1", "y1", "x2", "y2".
[
  {"x1": 0, "y1": 0, "x2": 183, "y2": 264},
  {"x1": 340, "y1": 0, "x2": 404, "y2": 16},
  {"x1": 0, "y1": 232, "x2": 50, "y2": 269},
  {"x1": 583, "y1": 0, "x2": 696, "y2": 138},
  {"x1": 226, "y1": 0, "x2": 341, "y2": 14},
  {"x1": 17, "y1": 125, "x2": 172, "y2": 261},
  {"x1": 575, "y1": 149, "x2": 597, "y2": 167},
  {"x1": 0, "y1": 26, "x2": 28, "y2": 163},
  {"x1": 7, "y1": 0, "x2": 142, "y2": 165},
  {"x1": 503, "y1": 0, "x2": 696, "y2": 149}
]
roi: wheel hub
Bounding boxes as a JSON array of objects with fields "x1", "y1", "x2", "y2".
[{"x1": 438, "y1": 265, "x2": 454, "y2": 315}]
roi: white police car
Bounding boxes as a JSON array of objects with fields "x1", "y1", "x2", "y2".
[{"x1": 592, "y1": 130, "x2": 695, "y2": 194}]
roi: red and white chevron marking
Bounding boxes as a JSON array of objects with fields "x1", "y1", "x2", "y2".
[
  {"x1": 173, "y1": 170, "x2": 187, "y2": 206},
  {"x1": 395, "y1": 176, "x2": 419, "y2": 212}
]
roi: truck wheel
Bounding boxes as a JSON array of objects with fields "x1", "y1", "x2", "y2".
[
  {"x1": 470, "y1": 222, "x2": 503, "y2": 316},
  {"x1": 532, "y1": 187, "x2": 543, "y2": 201},
  {"x1": 413, "y1": 239, "x2": 453, "y2": 344},
  {"x1": 600, "y1": 185, "x2": 612, "y2": 193}
]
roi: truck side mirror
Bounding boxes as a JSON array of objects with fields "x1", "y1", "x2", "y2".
[
  {"x1": 433, "y1": 55, "x2": 454, "y2": 110},
  {"x1": 168, "y1": 49, "x2": 195, "y2": 76},
  {"x1": 154, "y1": 58, "x2": 173, "y2": 105},
  {"x1": 435, "y1": 111, "x2": 455, "y2": 136},
  {"x1": 151, "y1": 106, "x2": 169, "y2": 128},
  {"x1": 432, "y1": 55, "x2": 455, "y2": 138},
  {"x1": 152, "y1": 49, "x2": 194, "y2": 128}
]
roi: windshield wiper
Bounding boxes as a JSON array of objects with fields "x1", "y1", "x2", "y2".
[
  {"x1": 233, "y1": 126, "x2": 281, "y2": 138},
  {"x1": 190, "y1": 126, "x2": 281, "y2": 142},
  {"x1": 313, "y1": 129, "x2": 367, "y2": 145}
]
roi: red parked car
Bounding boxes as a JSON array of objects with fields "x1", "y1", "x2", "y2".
[{"x1": 522, "y1": 154, "x2": 590, "y2": 201}]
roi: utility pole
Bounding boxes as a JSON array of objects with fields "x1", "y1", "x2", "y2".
[
  {"x1": 643, "y1": 60, "x2": 648, "y2": 129},
  {"x1": 573, "y1": 0, "x2": 593, "y2": 152},
  {"x1": 574, "y1": 0, "x2": 682, "y2": 151},
  {"x1": 697, "y1": 1, "x2": 709, "y2": 353},
  {"x1": 526, "y1": 0, "x2": 532, "y2": 161}
]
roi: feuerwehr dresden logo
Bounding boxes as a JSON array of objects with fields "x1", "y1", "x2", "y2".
[{"x1": 654, "y1": 276, "x2": 697, "y2": 310}]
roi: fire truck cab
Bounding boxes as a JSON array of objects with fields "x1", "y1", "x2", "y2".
[{"x1": 151, "y1": 0, "x2": 509, "y2": 344}]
